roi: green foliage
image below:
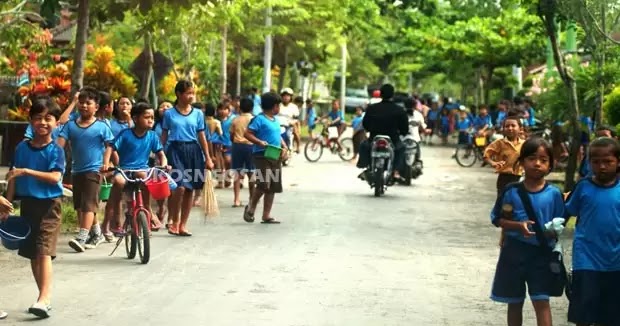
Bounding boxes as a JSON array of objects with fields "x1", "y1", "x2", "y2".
[{"x1": 604, "y1": 86, "x2": 620, "y2": 126}]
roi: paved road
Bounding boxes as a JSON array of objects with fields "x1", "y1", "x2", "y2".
[{"x1": 0, "y1": 144, "x2": 570, "y2": 325}]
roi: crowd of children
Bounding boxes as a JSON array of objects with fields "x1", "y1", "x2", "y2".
[{"x1": 0, "y1": 80, "x2": 293, "y2": 319}]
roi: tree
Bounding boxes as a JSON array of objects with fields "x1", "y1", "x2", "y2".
[{"x1": 71, "y1": 0, "x2": 89, "y2": 93}]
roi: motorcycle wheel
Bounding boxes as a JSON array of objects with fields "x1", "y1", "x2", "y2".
[{"x1": 374, "y1": 167, "x2": 384, "y2": 197}]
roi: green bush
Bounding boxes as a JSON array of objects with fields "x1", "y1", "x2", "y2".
[{"x1": 604, "y1": 86, "x2": 620, "y2": 126}]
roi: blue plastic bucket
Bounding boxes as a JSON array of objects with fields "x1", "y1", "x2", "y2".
[{"x1": 0, "y1": 216, "x2": 31, "y2": 251}]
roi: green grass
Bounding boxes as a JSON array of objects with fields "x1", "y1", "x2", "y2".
[{"x1": 13, "y1": 199, "x2": 78, "y2": 233}]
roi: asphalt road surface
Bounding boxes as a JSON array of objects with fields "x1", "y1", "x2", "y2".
[{"x1": 0, "y1": 144, "x2": 571, "y2": 325}]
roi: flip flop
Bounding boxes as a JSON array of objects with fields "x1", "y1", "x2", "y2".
[
  {"x1": 232, "y1": 202, "x2": 243, "y2": 208},
  {"x1": 179, "y1": 230, "x2": 192, "y2": 237},
  {"x1": 261, "y1": 218, "x2": 281, "y2": 224},
  {"x1": 243, "y1": 205, "x2": 254, "y2": 223}
]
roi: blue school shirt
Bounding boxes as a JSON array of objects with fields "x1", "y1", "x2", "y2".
[
  {"x1": 456, "y1": 117, "x2": 473, "y2": 132},
  {"x1": 162, "y1": 107, "x2": 205, "y2": 142},
  {"x1": 440, "y1": 116, "x2": 449, "y2": 127},
  {"x1": 110, "y1": 119, "x2": 132, "y2": 138},
  {"x1": 566, "y1": 179, "x2": 620, "y2": 271},
  {"x1": 251, "y1": 95, "x2": 262, "y2": 116},
  {"x1": 24, "y1": 124, "x2": 62, "y2": 140},
  {"x1": 491, "y1": 183, "x2": 565, "y2": 247},
  {"x1": 427, "y1": 109, "x2": 439, "y2": 121},
  {"x1": 328, "y1": 110, "x2": 344, "y2": 122},
  {"x1": 113, "y1": 129, "x2": 163, "y2": 170},
  {"x1": 307, "y1": 107, "x2": 317, "y2": 128},
  {"x1": 527, "y1": 107, "x2": 536, "y2": 127},
  {"x1": 58, "y1": 119, "x2": 114, "y2": 173},
  {"x1": 11, "y1": 140, "x2": 65, "y2": 199},
  {"x1": 247, "y1": 113, "x2": 282, "y2": 154},
  {"x1": 473, "y1": 115, "x2": 492, "y2": 130},
  {"x1": 496, "y1": 111, "x2": 507, "y2": 127},
  {"x1": 352, "y1": 115, "x2": 364, "y2": 132},
  {"x1": 220, "y1": 116, "x2": 234, "y2": 147}
]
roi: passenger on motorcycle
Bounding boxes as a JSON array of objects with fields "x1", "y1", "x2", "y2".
[
  {"x1": 357, "y1": 84, "x2": 409, "y2": 181},
  {"x1": 404, "y1": 98, "x2": 429, "y2": 165},
  {"x1": 278, "y1": 88, "x2": 301, "y2": 152}
]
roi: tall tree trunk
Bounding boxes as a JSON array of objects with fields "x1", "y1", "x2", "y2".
[
  {"x1": 483, "y1": 66, "x2": 494, "y2": 105},
  {"x1": 70, "y1": 0, "x2": 89, "y2": 94},
  {"x1": 139, "y1": 31, "x2": 153, "y2": 100},
  {"x1": 566, "y1": 82, "x2": 581, "y2": 190},
  {"x1": 235, "y1": 46, "x2": 242, "y2": 96},
  {"x1": 277, "y1": 46, "x2": 288, "y2": 92},
  {"x1": 220, "y1": 25, "x2": 228, "y2": 96}
]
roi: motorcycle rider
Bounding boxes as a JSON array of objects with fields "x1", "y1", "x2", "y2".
[
  {"x1": 357, "y1": 84, "x2": 409, "y2": 181},
  {"x1": 277, "y1": 88, "x2": 301, "y2": 152}
]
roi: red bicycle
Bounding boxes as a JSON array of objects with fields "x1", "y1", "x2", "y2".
[{"x1": 108, "y1": 167, "x2": 169, "y2": 264}]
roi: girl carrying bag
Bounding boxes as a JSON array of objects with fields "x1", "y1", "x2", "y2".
[{"x1": 516, "y1": 183, "x2": 570, "y2": 299}]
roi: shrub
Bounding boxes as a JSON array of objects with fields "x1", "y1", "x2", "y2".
[{"x1": 604, "y1": 86, "x2": 620, "y2": 126}]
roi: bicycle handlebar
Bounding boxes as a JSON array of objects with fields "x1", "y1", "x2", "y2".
[{"x1": 106, "y1": 166, "x2": 169, "y2": 183}]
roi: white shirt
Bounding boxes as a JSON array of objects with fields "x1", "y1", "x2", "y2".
[
  {"x1": 277, "y1": 103, "x2": 300, "y2": 126},
  {"x1": 369, "y1": 98, "x2": 382, "y2": 105},
  {"x1": 408, "y1": 110, "x2": 427, "y2": 142}
]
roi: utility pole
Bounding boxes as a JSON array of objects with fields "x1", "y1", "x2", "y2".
[
  {"x1": 340, "y1": 40, "x2": 347, "y2": 118},
  {"x1": 262, "y1": 4, "x2": 273, "y2": 93}
]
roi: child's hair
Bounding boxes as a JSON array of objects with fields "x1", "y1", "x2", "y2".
[
  {"x1": 131, "y1": 102, "x2": 152, "y2": 119},
  {"x1": 217, "y1": 102, "x2": 228, "y2": 111},
  {"x1": 404, "y1": 98, "x2": 415, "y2": 109},
  {"x1": 240, "y1": 98, "x2": 253, "y2": 113},
  {"x1": 355, "y1": 106, "x2": 363, "y2": 112},
  {"x1": 503, "y1": 115, "x2": 522, "y2": 128},
  {"x1": 441, "y1": 108, "x2": 449, "y2": 115},
  {"x1": 204, "y1": 103, "x2": 216, "y2": 117},
  {"x1": 519, "y1": 137, "x2": 554, "y2": 172},
  {"x1": 78, "y1": 86, "x2": 100, "y2": 103},
  {"x1": 293, "y1": 96, "x2": 303, "y2": 105},
  {"x1": 134, "y1": 98, "x2": 149, "y2": 105},
  {"x1": 595, "y1": 125, "x2": 616, "y2": 138},
  {"x1": 99, "y1": 91, "x2": 111, "y2": 108},
  {"x1": 478, "y1": 105, "x2": 488, "y2": 112},
  {"x1": 174, "y1": 80, "x2": 194, "y2": 96},
  {"x1": 589, "y1": 137, "x2": 620, "y2": 159},
  {"x1": 29, "y1": 96, "x2": 61, "y2": 120},
  {"x1": 261, "y1": 92, "x2": 281, "y2": 111}
]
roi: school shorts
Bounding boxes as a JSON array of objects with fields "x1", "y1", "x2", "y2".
[
  {"x1": 568, "y1": 270, "x2": 620, "y2": 325},
  {"x1": 222, "y1": 145, "x2": 232, "y2": 157},
  {"x1": 72, "y1": 171, "x2": 100, "y2": 212},
  {"x1": 231, "y1": 143, "x2": 255, "y2": 172},
  {"x1": 352, "y1": 130, "x2": 367, "y2": 154},
  {"x1": 252, "y1": 155, "x2": 282, "y2": 194},
  {"x1": 491, "y1": 237, "x2": 553, "y2": 303},
  {"x1": 18, "y1": 197, "x2": 62, "y2": 260}
]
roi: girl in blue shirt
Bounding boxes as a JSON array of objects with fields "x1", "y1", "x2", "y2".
[
  {"x1": 439, "y1": 109, "x2": 450, "y2": 145},
  {"x1": 110, "y1": 96, "x2": 134, "y2": 137},
  {"x1": 305, "y1": 99, "x2": 318, "y2": 138},
  {"x1": 161, "y1": 81, "x2": 214, "y2": 236},
  {"x1": 218, "y1": 103, "x2": 234, "y2": 188},
  {"x1": 565, "y1": 137, "x2": 620, "y2": 326},
  {"x1": 490, "y1": 137, "x2": 563, "y2": 326}
]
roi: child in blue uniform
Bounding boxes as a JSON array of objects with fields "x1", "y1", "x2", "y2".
[
  {"x1": 6, "y1": 96, "x2": 65, "y2": 318},
  {"x1": 103, "y1": 102, "x2": 168, "y2": 232},
  {"x1": 152, "y1": 100, "x2": 172, "y2": 226},
  {"x1": 110, "y1": 96, "x2": 133, "y2": 137},
  {"x1": 218, "y1": 103, "x2": 234, "y2": 188},
  {"x1": 456, "y1": 109, "x2": 473, "y2": 145},
  {"x1": 243, "y1": 92, "x2": 287, "y2": 224},
  {"x1": 161, "y1": 80, "x2": 214, "y2": 236},
  {"x1": 57, "y1": 87, "x2": 114, "y2": 252},
  {"x1": 490, "y1": 137, "x2": 563, "y2": 326},
  {"x1": 566, "y1": 137, "x2": 620, "y2": 326}
]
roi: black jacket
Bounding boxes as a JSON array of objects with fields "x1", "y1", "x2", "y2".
[{"x1": 362, "y1": 100, "x2": 409, "y2": 144}]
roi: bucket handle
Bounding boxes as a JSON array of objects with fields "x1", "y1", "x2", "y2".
[{"x1": 0, "y1": 223, "x2": 31, "y2": 241}]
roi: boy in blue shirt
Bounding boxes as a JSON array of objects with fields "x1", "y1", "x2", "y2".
[
  {"x1": 456, "y1": 109, "x2": 474, "y2": 145},
  {"x1": 6, "y1": 96, "x2": 66, "y2": 318},
  {"x1": 566, "y1": 137, "x2": 620, "y2": 326},
  {"x1": 103, "y1": 102, "x2": 168, "y2": 233},
  {"x1": 57, "y1": 87, "x2": 115, "y2": 252},
  {"x1": 351, "y1": 106, "x2": 367, "y2": 162},
  {"x1": 473, "y1": 105, "x2": 493, "y2": 137},
  {"x1": 243, "y1": 92, "x2": 288, "y2": 224}
]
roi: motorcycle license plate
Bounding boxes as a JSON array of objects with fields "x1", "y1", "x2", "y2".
[{"x1": 372, "y1": 152, "x2": 391, "y2": 158}]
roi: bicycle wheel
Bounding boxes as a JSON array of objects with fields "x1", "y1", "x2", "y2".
[
  {"x1": 136, "y1": 211, "x2": 150, "y2": 264},
  {"x1": 304, "y1": 138, "x2": 324, "y2": 162},
  {"x1": 124, "y1": 218, "x2": 137, "y2": 259},
  {"x1": 338, "y1": 137, "x2": 355, "y2": 161},
  {"x1": 455, "y1": 144, "x2": 477, "y2": 167}
]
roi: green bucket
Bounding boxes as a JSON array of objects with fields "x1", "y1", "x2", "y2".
[
  {"x1": 99, "y1": 177, "x2": 112, "y2": 201},
  {"x1": 264, "y1": 145, "x2": 282, "y2": 160}
]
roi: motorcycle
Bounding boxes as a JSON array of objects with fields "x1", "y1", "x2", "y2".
[
  {"x1": 400, "y1": 135, "x2": 423, "y2": 185},
  {"x1": 367, "y1": 135, "x2": 395, "y2": 197},
  {"x1": 280, "y1": 125, "x2": 293, "y2": 166}
]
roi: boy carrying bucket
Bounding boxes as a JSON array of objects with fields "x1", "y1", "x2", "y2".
[{"x1": 5, "y1": 96, "x2": 66, "y2": 318}]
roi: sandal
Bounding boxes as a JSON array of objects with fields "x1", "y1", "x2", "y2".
[
  {"x1": 179, "y1": 230, "x2": 192, "y2": 237},
  {"x1": 232, "y1": 202, "x2": 243, "y2": 208},
  {"x1": 243, "y1": 205, "x2": 254, "y2": 223},
  {"x1": 261, "y1": 217, "x2": 281, "y2": 224},
  {"x1": 168, "y1": 226, "x2": 179, "y2": 236},
  {"x1": 151, "y1": 220, "x2": 163, "y2": 232}
]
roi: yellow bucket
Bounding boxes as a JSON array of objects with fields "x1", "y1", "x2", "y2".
[{"x1": 474, "y1": 136, "x2": 486, "y2": 147}]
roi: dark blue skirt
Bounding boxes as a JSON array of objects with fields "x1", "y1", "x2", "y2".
[{"x1": 166, "y1": 141, "x2": 205, "y2": 190}]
